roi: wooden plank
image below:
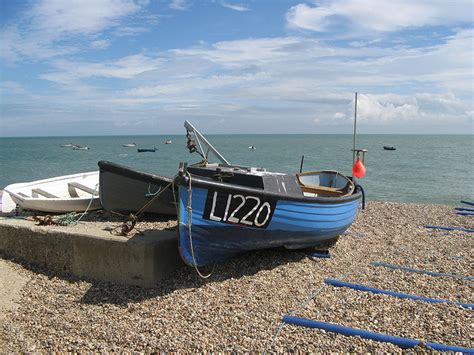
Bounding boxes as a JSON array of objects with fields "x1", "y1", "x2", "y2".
[
  {"x1": 300, "y1": 185, "x2": 343, "y2": 197},
  {"x1": 68, "y1": 182, "x2": 96, "y2": 195},
  {"x1": 32, "y1": 188, "x2": 58, "y2": 198}
]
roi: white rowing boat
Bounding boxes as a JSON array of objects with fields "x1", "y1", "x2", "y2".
[{"x1": 1, "y1": 171, "x2": 101, "y2": 213}]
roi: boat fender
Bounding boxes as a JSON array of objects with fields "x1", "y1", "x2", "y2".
[{"x1": 355, "y1": 184, "x2": 365, "y2": 210}]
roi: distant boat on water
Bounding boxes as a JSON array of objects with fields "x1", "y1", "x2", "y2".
[
  {"x1": 248, "y1": 145, "x2": 256, "y2": 150},
  {"x1": 137, "y1": 147, "x2": 157, "y2": 153},
  {"x1": 164, "y1": 140, "x2": 172, "y2": 144},
  {"x1": 383, "y1": 146, "x2": 396, "y2": 151},
  {"x1": 72, "y1": 145, "x2": 90, "y2": 150},
  {"x1": 60, "y1": 143, "x2": 73, "y2": 147},
  {"x1": 122, "y1": 143, "x2": 136, "y2": 147}
]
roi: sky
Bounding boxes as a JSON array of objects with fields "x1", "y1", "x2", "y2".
[{"x1": 0, "y1": 0, "x2": 473, "y2": 137}]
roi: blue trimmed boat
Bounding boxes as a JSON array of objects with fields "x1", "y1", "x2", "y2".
[
  {"x1": 175, "y1": 166, "x2": 362, "y2": 266},
  {"x1": 174, "y1": 121, "x2": 365, "y2": 267}
]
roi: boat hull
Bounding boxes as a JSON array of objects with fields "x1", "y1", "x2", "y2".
[
  {"x1": 98, "y1": 161, "x2": 176, "y2": 216},
  {"x1": 177, "y1": 183, "x2": 360, "y2": 266},
  {"x1": 3, "y1": 171, "x2": 100, "y2": 213}
]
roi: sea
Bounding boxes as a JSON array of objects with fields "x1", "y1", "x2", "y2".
[{"x1": 0, "y1": 134, "x2": 472, "y2": 205}]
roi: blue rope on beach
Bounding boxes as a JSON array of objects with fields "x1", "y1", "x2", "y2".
[
  {"x1": 425, "y1": 225, "x2": 474, "y2": 233},
  {"x1": 282, "y1": 316, "x2": 474, "y2": 352},
  {"x1": 456, "y1": 212, "x2": 474, "y2": 216},
  {"x1": 324, "y1": 278, "x2": 474, "y2": 310},
  {"x1": 455, "y1": 207, "x2": 474, "y2": 212},
  {"x1": 307, "y1": 250, "x2": 331, "y2": 258},
  {"x1": 370, "y1": 262, "x2": 474, "y2": 281}
]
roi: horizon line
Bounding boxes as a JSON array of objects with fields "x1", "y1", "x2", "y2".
[{"x1": 1, "y1": 132, "x2": 473, "y2": 139}]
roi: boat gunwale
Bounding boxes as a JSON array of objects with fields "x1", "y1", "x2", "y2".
[
  {"x1": 98, "y1": 160, "x2": 174, "y2": 184},
  {"x1": 177, "y1": 173, "x2": 362, "y2": 204}
]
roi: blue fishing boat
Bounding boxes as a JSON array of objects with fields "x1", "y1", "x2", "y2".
[{"x1": 174, "y1": 121, "x2": 365, "y2": 267}]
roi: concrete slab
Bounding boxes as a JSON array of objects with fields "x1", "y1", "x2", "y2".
[{"x1": 0, "y1": 217, "x2": 185, "y2": 287}]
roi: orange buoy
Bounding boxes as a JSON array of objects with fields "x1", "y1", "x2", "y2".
[{"x1": 352, "y1": 159, "x2": 366, "y2": 178}]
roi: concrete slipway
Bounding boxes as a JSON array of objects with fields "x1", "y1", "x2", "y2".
[{"x1": 0, "y1": 217, "x2": 184, "y2": 287}]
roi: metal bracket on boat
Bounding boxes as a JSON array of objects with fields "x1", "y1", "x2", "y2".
[
  {"x1": 184, "y1": 121, "x2": 231, "y2": 167},
  {"x1": 176, "y1": 162, "x2": 189, "y2": 184},
  {"x1": 351, "y1": 148, "x2": 368, "y2": 165}
]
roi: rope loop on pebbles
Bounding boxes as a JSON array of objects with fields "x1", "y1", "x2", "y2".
[{"x1": 116, "y1": 181, "x2": 174, "y2": 236}]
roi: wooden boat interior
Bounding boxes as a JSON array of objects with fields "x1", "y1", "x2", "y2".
[
  {"x1": 6, "y1": 173, "x2": 99, "y2": 200},
  {"x1": 296, "y1": 171, "x2": 355, "y2": 197}
]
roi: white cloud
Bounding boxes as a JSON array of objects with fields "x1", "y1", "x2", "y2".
[
  {"x1": 90, "y1": 39, "x2": 111, "y2": 49},
  {"x1": 0, "y1": 25, "x2": 77, "y2": 62},
  {"x1": 40, "y1": 54, "x2": 164, "y2": 85},
  {"x1": 169, "y1": 0, "x2": 189, "y2": 10},
  {"x1": 113, "y1": 26, "x2": 150, "y2": 37},
  {"x1": 0, "y1": 0, "x2": 146, "y2": 62},
  {"x1": 21, "y1": 28, "x2": 471, "y2": 133},
  {"x1": 221, "y1": 2, "x2": 249, "y2": 12},
  {"x1": 353, "y1": 93, "x2": 473, "y2": 126},
  {"x1": 28, "y1": 0, "x2": 142, "y2": 36},
  {"x1": 0, "y1": 81, "x2": 27, "y2": 95},
  {"x1": 286, "y1": 0, "x2": 473, "y2": 33}
]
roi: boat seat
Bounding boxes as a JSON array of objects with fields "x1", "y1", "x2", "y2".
[
  {"x1": 68, "y1": 182, "x2": 96, "y2": 197},
  {"x1": 32, "y1": 188, "x2": 58, "y2": 198},
  {"x1": 300, "y1": 185, "x2": 344, "y2": 197},
  {"x1": 17, "y1": 192, "x2": 29, "y2": 198}
]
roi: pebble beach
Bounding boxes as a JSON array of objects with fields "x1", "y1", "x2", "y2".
[{"x1": 0, "y1": 201, "x2": 472, "y2": 352}]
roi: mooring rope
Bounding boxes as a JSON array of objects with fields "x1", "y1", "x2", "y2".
[
  {"x1": 146, "y1": 183, "x2": 162, "y2": 197},
  {"x1": 185, "y1": 170, "x2": 214, "y2": 279},
  {"x1": 74, "y1": 183, "x2": 100, "y2": 223}
]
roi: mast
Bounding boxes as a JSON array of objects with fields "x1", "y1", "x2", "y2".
[
  {"x1": 184, "y1": 121, "x2": 231, "y2": 166},
  {"x1": 352, "y1": 92, "x2": 358, "y2": 166},
  {"x1": 350, "y1": 92, "x2": 368, "y2": 176}
]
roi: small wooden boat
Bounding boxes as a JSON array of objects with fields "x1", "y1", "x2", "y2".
[
  {"x1": 98, "y1": 161, "x2": 176, "y2": 216},
  {"x1": 174, "y1": 121, "x2": 363, "y2": 267},
  {"x1": 137, "y1": 148, "x2": 157, "y2": 153},
  {"x1": 2, "y1": 172, "x2": 100, "y2": 213},
  {"x1": 122, "y1": 143, "x2": 136, "y2": 147},
  {"x1": 383, "y1": 146, "x2": 396, "y2": 151},
  {"x1": 72, "y1": 145, "x2": 90, "y2": 150}
]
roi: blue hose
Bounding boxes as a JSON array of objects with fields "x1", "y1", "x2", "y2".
[
  {"x1": 307, "y1": 250, "x2": 331, "y2": 258},
  {"x1": 456, "y1": 212, "x2": 474, "y2": 216},
  {"x1": 370, "y1": 262, "x2": 474, "y2": 281},
  {"x1": 324, "y1": 278, "x2": 474, "y2": 309},
  {"x1": 282, "y1": 316, "x2": 474, "y2": 352},
  {"x1": 425, "y1": 225, "x2": 474, "y2": 233},
  {"x1": 455, "y1": 207, "x2": 474, "y2": 212},
  {"x1": 461, "y1": 200, "x2": 474, "y2": 206},
  {"x1": 355, "y1": 184, "x2": 365, "y2": 210}
]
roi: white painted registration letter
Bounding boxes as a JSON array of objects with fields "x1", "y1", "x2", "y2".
[{"x1": 209, "y1": 191, "x2": 222, "y2": 221}]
